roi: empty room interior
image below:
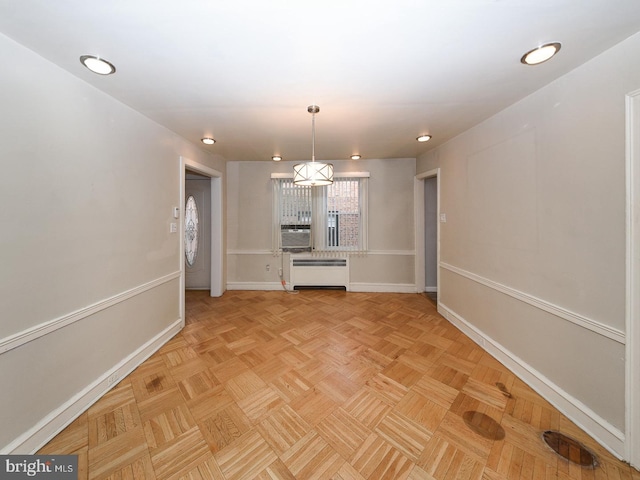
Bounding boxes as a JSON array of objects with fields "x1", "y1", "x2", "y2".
[{"x1": 2, "y1": 1, "x2": 640, "y2": 478}]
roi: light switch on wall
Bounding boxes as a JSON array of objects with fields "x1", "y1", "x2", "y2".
[
  {"x1": 170, "y1": 223, "x2": 177, "y2": 233},
  {"x1": 440, "y1": 213, "x2": 447, "y2": 223}
]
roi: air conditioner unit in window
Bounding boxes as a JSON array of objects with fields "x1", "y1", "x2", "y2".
[{"x1": 281, "y1": 224, "x2": 311, "y2": 252}]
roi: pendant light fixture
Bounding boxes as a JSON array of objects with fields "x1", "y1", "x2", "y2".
[{"x1": 293, "y1": 105, "x2": 334, "y2": 186}]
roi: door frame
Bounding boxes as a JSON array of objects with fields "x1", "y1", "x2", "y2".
[
  {"x1": 625, "y1": 89, "x2": 640, "y2": 467},
  {"x1": 179, "y1": 157, "x2": 224, "y2": 326},
  {"x1": 414, "y1": 168, "x2": 440, "y2": 297}
]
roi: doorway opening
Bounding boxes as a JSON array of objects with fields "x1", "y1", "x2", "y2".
[
  {"x1": 185, "y1": 170, "x2": 211, "y2": 290},
  {"x1": 179, "y1": 157, "x2": 223, "y2": 327},
  {"x1": 414, "y1": 168, "x2": 440, "y2": 304},
  {"x1": 424, "y1": 176, "x2": 438, "y2": 303}
]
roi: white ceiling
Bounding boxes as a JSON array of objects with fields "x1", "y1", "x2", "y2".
[{"x1": 1, "y1": 0, "x2": 639, "y2": 161}]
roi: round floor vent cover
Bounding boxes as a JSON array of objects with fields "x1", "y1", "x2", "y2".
[{"x1": 542, "y1": 431, "x2": 598, "y2": 468}]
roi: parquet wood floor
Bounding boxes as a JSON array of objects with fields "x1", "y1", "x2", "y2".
[{"x1": 39, "y1": 290, "x2": 639, "y2": 480}]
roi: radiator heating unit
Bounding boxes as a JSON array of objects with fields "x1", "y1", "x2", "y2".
[{"x1": 290, "y1": 257, "x2": 349, "y2": 290}]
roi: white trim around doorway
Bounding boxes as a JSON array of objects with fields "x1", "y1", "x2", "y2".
[
  {"x1": 179, "y1": 157, "x2": 224, "y2": 326},
  {"x1": 625, "y1": 89, "x2": 640, "y2": 468}
]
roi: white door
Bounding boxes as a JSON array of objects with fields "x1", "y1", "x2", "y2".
[{"x1": 185, "y1": 175, "x2": 211, "y2": 289}]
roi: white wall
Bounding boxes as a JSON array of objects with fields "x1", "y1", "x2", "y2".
[
  {"x1": 0, "y1": 33, "x2": 226, "y2": 452},
  {"x1": 226, "y1": 158, "x2": 416, "y2": 291},
  {"x1": 417, "y1": 32, "x2": 640, "y2": 458}
]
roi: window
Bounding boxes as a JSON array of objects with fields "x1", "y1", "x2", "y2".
[
  {"x1": 272, "y1": 173, "x2": 369, "y2": 253},
  {"x1": 326, "y1": 178, "x2": 361, "y2": 249},
  {"x1": 184, "y1": 195, "x2": 199, "y2": 266}
]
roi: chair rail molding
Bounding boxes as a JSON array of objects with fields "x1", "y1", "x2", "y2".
[
  {"x1": 441, "y1": 263, "x2": 625, "y2": 344},
  {"x1": 0, "y1": 271, "x2": 181, "y2": 354}
]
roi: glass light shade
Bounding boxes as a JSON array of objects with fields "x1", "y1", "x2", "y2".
[
  {"x1": 201, "y1": 137, "x2": 215, "y2": 145},
  {"x1": 293, "y1": 162, "x2": 334, "y2": 186},
  {"x1": 79, "y1": 55, "x2": 116, "y2": 75},
  {"x1": 521, "y1": 43, "x2": 561, "y2": 65}
]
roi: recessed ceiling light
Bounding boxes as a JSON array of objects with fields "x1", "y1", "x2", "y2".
[
  {"x1": 521, "y1": 42, "x2": 562, "y2": 65},
  {"x1": 272, "y1": 155, "x2": 282, "y2": 161},
  {"x1": 350, "y1": 154, "x2": 361, "y2": 160},
  {"x1": 416, "y1": 134, "x2": 432, "y2": 143},
  {"x1": 201, "y1": 137, "x2": 216, "y2": 145},
  {"x1": 79, "y1": 55, "x2": 116, "y2": 75}
]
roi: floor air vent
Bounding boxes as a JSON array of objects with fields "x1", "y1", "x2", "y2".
[{"x1": 290, "y1": 258, "x2": 349, "y2": 290}]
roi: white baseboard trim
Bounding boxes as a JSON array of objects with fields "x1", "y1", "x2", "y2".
[
  {"x1": 425, "y1": 286, "x2": 437, "y2": 293},
  {"x1": 440, "y1": 263, "x2": 625, "y2": 344},
  {"x1": 437, "y1": 302, "x2": 625, "y2": 460},
  {"x1": 226, "y1": 282, "x2": 284, "y2": 291},
  {"x1": 3, "y1": 319, "x2": 183, "y2": 454},
  {"x1": 0, "y1": 271, "x2": 181, "y2": 354},
  {"x1": 226, "y1": 282, "x2": 417, "y2": 294},
  {"x1": 349, "y1": 283, "x2": 416, "y2": 293}
]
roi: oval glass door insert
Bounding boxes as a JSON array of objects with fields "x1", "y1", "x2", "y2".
[{"x1": 185, "y1": 195, "x2": 199, "y2": 266}]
